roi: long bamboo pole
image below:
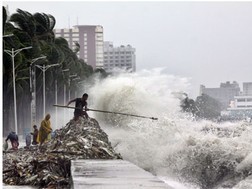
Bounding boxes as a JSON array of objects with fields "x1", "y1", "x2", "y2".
[{"x1": 53, "y1": 104, "x2": 158, "y2": 120}]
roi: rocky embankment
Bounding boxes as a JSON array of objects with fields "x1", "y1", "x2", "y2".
[{"x1": 3, "y1": 117, "x2": 122, "y2": 188}]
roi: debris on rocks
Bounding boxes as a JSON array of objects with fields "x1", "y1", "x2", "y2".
[{"x1": 3, "y1": 117, "x2": 122, "y2": 188}]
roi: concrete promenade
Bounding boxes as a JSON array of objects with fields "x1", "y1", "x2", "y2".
[
  {"x1": 3, "y1": 160, "x2": 173, "y2": 189},
  {"x1": 71, "y1": 159, "x2": 173, "y2": 189}
]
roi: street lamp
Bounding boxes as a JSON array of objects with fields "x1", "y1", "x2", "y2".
[
  {"x1": 72, "y1": 77, "x2": 81, "y2": 98},
  {"x1": 35, "y1": 63, "x2": 60, "y2": 118},
  {"x1": 4, "y1": 46, "x2": 32, "y2": 134},
  {"x1": 62, "y1": 69, "x2": 69, "y2": 124},
  {"x1": 29, "y1": 56, "x2": 47, "y2": 126},
  {"x1": 68, "y1": 74, "x2": 77, "y2": 118},
  {"x1": 3, "y1": 34, "x2": 14, "y2": 38},
  {"x1": 68, "y1": 74, "x2": 78, "y2": 101}
]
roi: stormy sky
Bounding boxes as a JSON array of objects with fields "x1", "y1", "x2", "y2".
[{"x1": 4, "y1": 1, "x2": 252, "y2": 98}]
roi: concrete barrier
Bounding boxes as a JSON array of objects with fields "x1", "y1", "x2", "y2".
[{"x1": 71, "y1": 159, "x2": 173, "y2": 189}]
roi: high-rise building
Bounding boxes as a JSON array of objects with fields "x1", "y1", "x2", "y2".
[
  {"x1": 199, "y1": 81, "x2": 240, "y2": 109},
  {"x1": 54, "y1": 25, "x2": 104, "y2": 69},
  {"x1": 103, "y1": 41, "x2": 136, "y2": 73},
  {"x1": 243, "y1": 82, "x2": 252, "y2": 95}
]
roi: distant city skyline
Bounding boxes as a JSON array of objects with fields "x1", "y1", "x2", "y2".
[{"x1": 3, "y1": 1, "x2": 252, "y2": 98}]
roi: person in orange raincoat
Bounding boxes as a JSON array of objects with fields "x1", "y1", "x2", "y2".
[{"x1": 37, "y1": 114, "x2": 52, "y2": 146}]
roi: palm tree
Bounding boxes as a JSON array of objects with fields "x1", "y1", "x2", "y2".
[{"x1": 33, "y1": 12, "x2": 55, "y2": 41}]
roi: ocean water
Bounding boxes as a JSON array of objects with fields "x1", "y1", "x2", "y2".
[{"x1": 88, "y1": 69, "x2": 252, "y2": 189}]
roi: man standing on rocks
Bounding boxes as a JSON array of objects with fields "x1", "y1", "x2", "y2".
[{"x1": 67, "y1": 93, "x2": 89, "y2": 120}]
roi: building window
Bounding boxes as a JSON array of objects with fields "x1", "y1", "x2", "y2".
[
  {"x1": 237, "y1": 99, "x2": 246, "y2": 102},
  {"x1": 72, "y1": 33, "x2": 79, "y2": 37}
]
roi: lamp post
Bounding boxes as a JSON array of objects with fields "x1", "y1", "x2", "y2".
[
  {"x1": 3, "y1": 34, "x2": 14, "y2": 38},
  {"x1": 68, "y1": 74, "x2": 78, "y2": 102},
  {"x1": 62, "y1": 69, "x2": 69, "y2": 124},
  {"x1": 30, "y1": 56, "x2": 47, "y2": 127},
  {"x1": 35, "y1": 63, "x2": 60, "y2": 118},
  {"x1": 72, "y1": 77, "x2": 80, "y2": 98},
  {"x1": 4, "y1": 46, "x2": 32, "y2": 134},
  {"x1": 68, "y1": 74, "x2": 77, "y2": 118}
]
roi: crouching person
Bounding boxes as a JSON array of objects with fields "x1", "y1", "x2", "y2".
[{"x1": 5, "y1": 131, "x2": 19, "y2": 150}]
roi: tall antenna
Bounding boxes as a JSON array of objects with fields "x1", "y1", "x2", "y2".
[{"x1": 68, "y1": 16, "x2": 70, "y2": 28}]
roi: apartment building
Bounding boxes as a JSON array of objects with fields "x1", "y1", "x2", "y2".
[
  {"x1": 103, "y1": 41, "x2": 136, "y2": 73},
  {"x1": 54, "y1": 25, "x2": 104, "y2": 69}
]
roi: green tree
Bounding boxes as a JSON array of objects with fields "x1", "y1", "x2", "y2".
[
  {"x1": 181, "y1": 96, "x2": 198, "y2": 116},
  {"x1": 195, "y1": 94, "x2": 222, "y2": 119}
]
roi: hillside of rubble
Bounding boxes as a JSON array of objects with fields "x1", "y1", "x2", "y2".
[{"x1": 3, "y1": 117, "x2": 122, "y2": 188}]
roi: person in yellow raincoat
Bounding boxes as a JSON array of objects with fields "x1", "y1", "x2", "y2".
[{"x1": 37, "y1": 114, "x2": 52, "y2": 146}]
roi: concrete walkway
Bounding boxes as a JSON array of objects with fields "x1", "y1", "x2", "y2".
[{"x1": 71, "y1": 160, "x2": 173, "y2": 189}]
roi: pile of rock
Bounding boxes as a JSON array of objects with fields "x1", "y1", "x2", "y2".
[{"x1": 3, "y1": 117, "x2": 122, "y2": 188}]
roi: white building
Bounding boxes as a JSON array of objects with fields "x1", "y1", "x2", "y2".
[
  {"x1": 103, "y1": 41, "x2": 136, "y2": 73},
  {"x1": 222, "y1": 82, "x2": 252, "y2": 120},
  {"x1": 54, "y1": 25, "x2": 104, "y2": 69},
  {"x1": 228, "y1": 96, "x2": 252, "y2": 110}
]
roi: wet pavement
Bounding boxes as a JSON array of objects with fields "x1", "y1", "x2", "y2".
[{"x1": 71, "y1": 159, "x2": 173, "y2": 189}]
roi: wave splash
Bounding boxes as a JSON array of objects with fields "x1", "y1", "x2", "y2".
[{"x1": 88, "y1": 69, "x2": 252, "y2": 189}]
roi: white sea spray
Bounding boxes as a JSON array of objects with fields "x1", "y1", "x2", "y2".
[{"x1": 87, "y1": 69, "x2": 252, "y2": 189}]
